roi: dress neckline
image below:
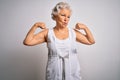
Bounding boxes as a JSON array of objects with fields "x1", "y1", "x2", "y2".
[{"x1": 52, "y1": 28, "x2": 70, "y2": 41}]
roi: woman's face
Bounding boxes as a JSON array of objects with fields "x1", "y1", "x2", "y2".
[{"x1": 54, "y1": 8, "x2": 71, "y2": 27}]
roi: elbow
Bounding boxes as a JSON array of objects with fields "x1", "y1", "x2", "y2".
[
  {"x1": 23, "y1": 41, "x2": 27, "y2": 45},
  {"x1": 89, "y1": 41, "x2": 95, "y2": 45},
  {"x1": 82, "y1": 41, "x2": 95, "y2": 45},
  {"x1": 91, "y1": 41, "x2": 95, "y2": 44},
  {"x1": 23, "y1": 40, "x2": 33, "y2": 46},
  {"x1": 23, "y1": 40, "x2": 28, "y2": 46}
]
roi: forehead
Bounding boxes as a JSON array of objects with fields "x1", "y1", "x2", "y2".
[{"x1": 59, "y1": 8, "x2": 71, "y2": 15}]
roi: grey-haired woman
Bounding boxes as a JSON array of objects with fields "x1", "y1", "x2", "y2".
[{"x1": 23, "y1": 2, "x2": 95, "y2": 80}]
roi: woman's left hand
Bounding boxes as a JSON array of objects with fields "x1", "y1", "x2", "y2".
[{"x1": 75, "y1": 23, "x2": 87, "y2": 30}]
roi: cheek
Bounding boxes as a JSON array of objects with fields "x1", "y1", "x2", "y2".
[
  {"x1": 57, "y1": 17, "x2": 64, "y2": 22},
  {"x1": 55, "y1": 16, "x2": 65, "y2": 23}
]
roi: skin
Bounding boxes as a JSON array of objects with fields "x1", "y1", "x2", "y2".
[{"x1": 23, "y1": 8, "x2": 95, "y2": 46}]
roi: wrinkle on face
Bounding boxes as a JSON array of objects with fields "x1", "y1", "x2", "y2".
[{"x1": 54, "y1": 9, "x2": 71, "y2": 27}]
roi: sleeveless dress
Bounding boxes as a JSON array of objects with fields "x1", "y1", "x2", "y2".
[{"x1": 46, "y1": 28, "x2": 81, "y2": 80}]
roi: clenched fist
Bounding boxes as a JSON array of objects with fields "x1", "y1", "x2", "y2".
[
  {"x1": 34, "y1": 22, "x2": 46, "y2": 29},
  {"x1": 75, "y1": 23, "x2": 87, "y2": 30}
]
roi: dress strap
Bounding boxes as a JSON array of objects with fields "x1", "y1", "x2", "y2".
[
  {"x1": 68, "y1": 28, "x2": 76, "y2": 41},
  {"x1": 47, "y1": 28, "x2": 55, "y2": 42},
  {"x1": 68, "y1": 28, "x2": 78, "y2": 54}
]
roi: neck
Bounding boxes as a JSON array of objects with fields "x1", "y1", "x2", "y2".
[
  {"x1": 54, "y1": 25, "x2": 68, "y2": 34},
  {"x1": 55, "y1": 24, "x2": 68, "y2": 30},
  {"x1": 54, "y1": 26, "x2": 68, "y2": 32}
]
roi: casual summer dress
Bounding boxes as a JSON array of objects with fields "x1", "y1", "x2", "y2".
[{"x1": 46, "y1": 28, "x2": 81, "y2": 80}]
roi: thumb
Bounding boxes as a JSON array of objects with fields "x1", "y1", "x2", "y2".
[{"x1": 41, "y1": 25, "x2": 47, "y2": 29}]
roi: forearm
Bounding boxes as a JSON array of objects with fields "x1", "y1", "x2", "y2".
[{"x1": 84, "y1": 27, "x2": 95, "y2": 44}]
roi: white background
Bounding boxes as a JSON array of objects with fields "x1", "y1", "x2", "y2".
[{"x1": 0, "y1": 0, "x2": 120, "y2": 80}]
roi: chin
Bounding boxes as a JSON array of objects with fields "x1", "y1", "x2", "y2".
[{"x1": 62, "y1": 24, "x2": 68, "y2": 28}]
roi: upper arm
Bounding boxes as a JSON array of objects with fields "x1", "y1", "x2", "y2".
[
  {"x1": 25, "y1": 29, "x2": 48, "y2": 46},
  {"x1": 74, "y1": 29, "x2": 92, "y2": 45}
]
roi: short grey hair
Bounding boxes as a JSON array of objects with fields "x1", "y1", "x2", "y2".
[{"x1": 51, "y1": 2, "x2": 72, "y2": 20}]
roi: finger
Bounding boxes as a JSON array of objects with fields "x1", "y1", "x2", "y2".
[
  {"x1": 37, "y1": 23, "x2": 45, "y2": 29},
  {"x1": 41, "y1": 26, "x2": 46, "y2": 29},
  {"x1": 41, "y1": 25, "x2": 46, "y2": 29},
  {"x1": 75, "y1": 24, "x2": 80, "y2": 29}
]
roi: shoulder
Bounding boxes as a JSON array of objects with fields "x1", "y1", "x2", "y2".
[
  {"x1": 70, "y1": 28, "x2": 83, "y2": 38},
  {"x1": 69, "y1": 28, "x2": 77, "y2": 33},
  {"x1": 41, "y1": 28, "x2": 54, "y2": 38},
  {"x1": 36, "y1": 28, "x2": 49, "y2": 38},
  {"x1": 68, "y1": 28, "x2": 76, "y2": 38},
  {"x1": 41, "y1": 28, "x2": 49, "y2": 36},
  {"x1": 39, "y1": 28, "x2": 49, "y2": 33},
  {"x1": 69, "y1": 28, "x2": 77, "y2": 34}
]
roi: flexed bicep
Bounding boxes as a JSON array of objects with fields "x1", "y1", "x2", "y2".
[
  {"x1": 75, "y1": 30, "x2": 92, "y2": 45},
  {"x1": 23, "y1": 22, "x2": 48, "y2": 46},
  {"x1": 74, "y1": 23, "x2": 95, "y2": 45},
  {"x1": 31, "y1": 29, "x2": 48, "y2": 45}
]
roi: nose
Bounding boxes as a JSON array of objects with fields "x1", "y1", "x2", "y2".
[{"x1": 64, "y1": 17, "x2": 69, "y2": 22}]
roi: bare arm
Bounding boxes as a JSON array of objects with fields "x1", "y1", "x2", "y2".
[
  {"x1": 74, "y1": 23, "x2": 95, "y2": 45},
  {"x1": 23, "y1": 22, "x2": 48, "y2": 46}
]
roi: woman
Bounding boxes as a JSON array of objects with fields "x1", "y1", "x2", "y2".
[{"x1": 23, "y1": 2, "x2": 95, "y2": 80}]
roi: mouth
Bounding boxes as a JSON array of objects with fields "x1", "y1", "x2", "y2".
[{"x1": 63, "y1": 22, "x2": 68, "y2": 25}]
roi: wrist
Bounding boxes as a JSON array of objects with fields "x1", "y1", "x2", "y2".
[{"x1": 33, "y1": 23, "x2": 38, "y2": 28}]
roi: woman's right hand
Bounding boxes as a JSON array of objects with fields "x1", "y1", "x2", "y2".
[{"x1": 34, "y1": 22, "x2": 46, "y2": 29}]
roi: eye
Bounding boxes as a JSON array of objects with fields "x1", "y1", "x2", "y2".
[
  {"x1": 61, "y1": 14, "x2": 65, "y2": 16},
  {"x1": 68, "y1": 16, "x2": 70, "y2": 18}
]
